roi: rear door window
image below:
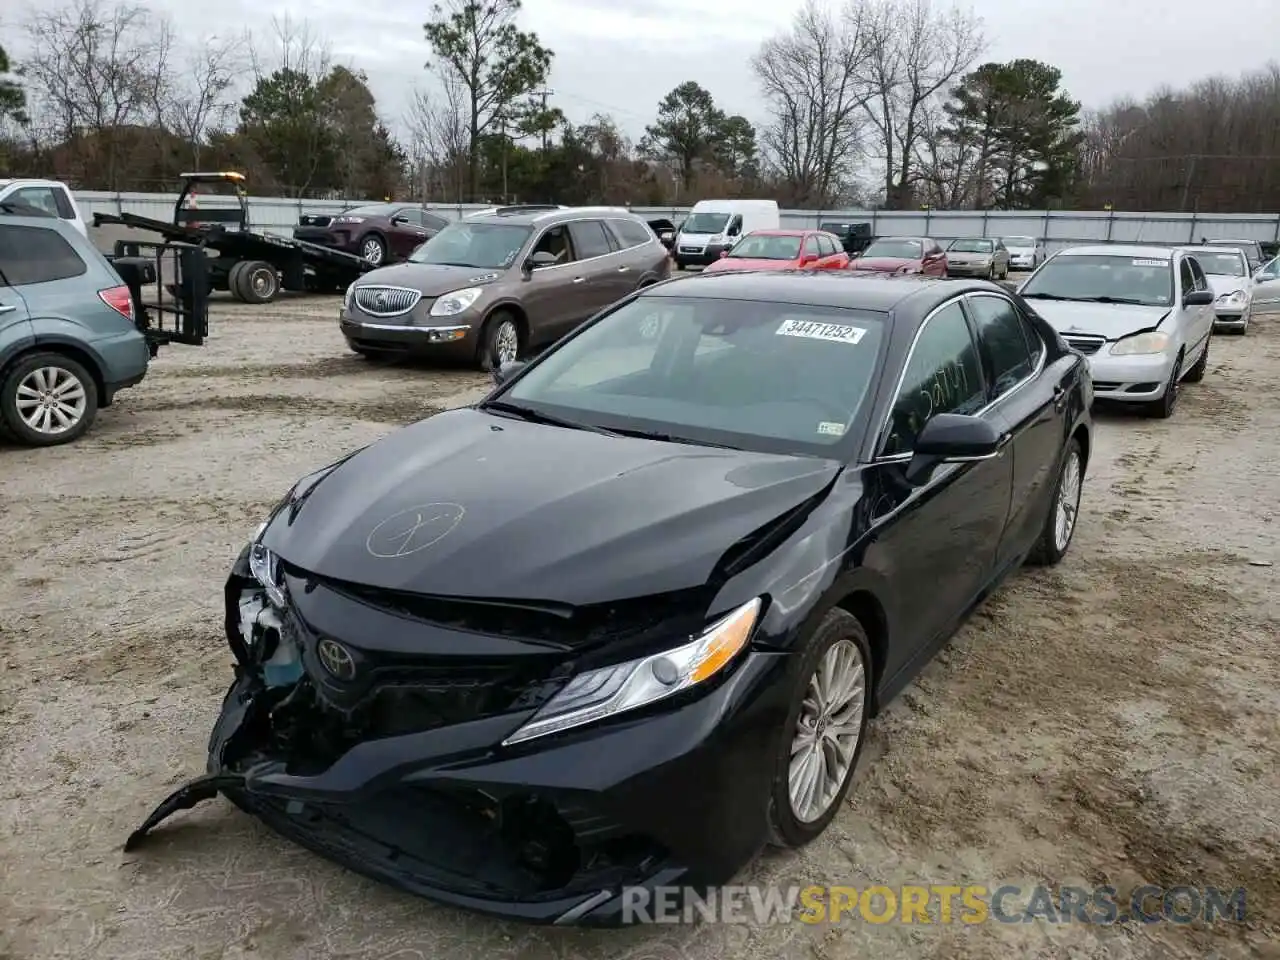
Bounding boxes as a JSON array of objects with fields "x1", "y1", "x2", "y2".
[
  {"x1": 568, "y1": 220, "x2": 614, "y2": 259},
  {"x1": 965, "y1": 294, "x2": 1035, "y2": 398},
  {"x1": 608, "y1": 218, "x2": 654, "y2": 249},
  {"x1": 0, "y1": 224, "x2": 89, "y2": 285},
  {"x1": 9, "y1": 186, "x2": 62, "y2": 219}
]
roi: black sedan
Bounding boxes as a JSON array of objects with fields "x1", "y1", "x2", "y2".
[{"x1": 126, "y1": 271, "x2": 1092, "y2": 925}]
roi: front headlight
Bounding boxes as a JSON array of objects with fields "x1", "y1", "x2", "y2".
[
  {"x1": 430, "y1": 286, "x2": 483, "y2": 317},
  {"x1": 1215, "y1": 290, "x2": 1247, "y2": 305},
  {"x1": 334, "y1": 216, "x2": 366, "y2": 224},
  {"x1": 503, "y1": 597, "x2": 762, "y2": 746},
  {"x1": 248, "y1": 535, "x2": 287, "y2": 608},
  {"x1": 1110, "y1": 331, "x2": 1171, "y2": 356}
]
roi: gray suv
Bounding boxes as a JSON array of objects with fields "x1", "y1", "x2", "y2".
[
  {"x1": 340, "y1": 206, "x2": 672, "y2": 369},
  {"x1": 0, "y1": 204, "x2": 150, "y2": 446}
]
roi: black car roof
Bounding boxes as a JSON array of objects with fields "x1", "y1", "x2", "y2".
[{"x1": 642, "y1": 270, "x2": 1001, "y2": 316}]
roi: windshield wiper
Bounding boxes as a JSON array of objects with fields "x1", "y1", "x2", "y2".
[
  {"x1": 1068, "y1": 296, "x2": 1152, "y2": 305},
  {"x1": 426, "y1": 260, "x2": 483, "y2": 268},
  {"x1": 1019, "y1": 292, "x2": 1068, "y2": 300},
  {"x1": 480, "y1": 400, "x2": 617, "y2": 435},
  {"x1": 605, "y1": 426, "x2": 742, "y2": 450}
]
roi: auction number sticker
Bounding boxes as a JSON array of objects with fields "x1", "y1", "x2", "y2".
[
  {"x1": 776, "y1": 318, "x2": 867, "y2": 344},
  {"x1": 1131, "y1": 259, "x2": 1166, "y2": 267}
]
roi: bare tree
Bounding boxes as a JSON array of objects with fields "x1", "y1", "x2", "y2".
[
  {"x1": 858, "y1": 0, "x2": 984, "y2": 207},
  {"x1": 164, "y1": 34, "x2": 247, "y2": 168},
  {"x1": 405, "y1": 75, "x2": 469, "y2": 201},
  {"x1": 752, "y1": 0, "x2": 874, "y2": 207},
  {"x1": 21, "y1": 0, "x2": 174, "y2": 187}
]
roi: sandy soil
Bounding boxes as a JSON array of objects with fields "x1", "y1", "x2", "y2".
[{"x1": 1, "y1": 292, "x2": 1277, "y2": 960}]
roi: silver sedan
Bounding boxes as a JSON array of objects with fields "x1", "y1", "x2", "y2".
[{"x1": 945, "y1": 238, "x2": 1010, "y2": 279}]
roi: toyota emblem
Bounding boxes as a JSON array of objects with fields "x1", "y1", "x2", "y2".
[{"x1": 317, "y1": 638, "x2": 356, "y2": 681}]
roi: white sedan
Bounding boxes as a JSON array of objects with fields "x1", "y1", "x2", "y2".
[
  {"x1": 1015, "y1": 244, "x2": 1215, "y2": 419},
  {"x1": 1183, "y1": 246, "x2": 1253, "y2": 334}
]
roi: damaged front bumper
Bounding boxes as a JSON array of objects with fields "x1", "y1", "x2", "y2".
[{"x1": 126, "y1": 546, "x2": 791, "y2": 925}]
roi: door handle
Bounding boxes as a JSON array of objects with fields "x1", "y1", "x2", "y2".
[
  {"x1": 997, "y1": 432, "x2": 1012, "y2": 448},
  {"x1": 0, "y1": 305, "x2": 16, "y2": 314},
  {"x1": 1052, "y1": 384, "x2": 1068, "y2": 409},
  {"x1": 617, "y1": 266, "x2": 630, "y2": 272},
  {"x1": 572, "y1": 277, "x2": 586, "y2": 284}
]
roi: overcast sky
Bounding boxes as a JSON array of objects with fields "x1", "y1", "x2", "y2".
[{"x1": 8, "y1": 0, "x2": 1280, "y2": 141}]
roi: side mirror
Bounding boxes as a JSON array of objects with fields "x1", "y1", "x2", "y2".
[
  {"x1": 904, "y1": 414, "x2": 1003, "y2": 485},
  {"x1": 1183, "y1": 289, "x2": 1215, "y2": 306},
  {"x1": 524, "y1": 251, "x2": 558, "y2": 273},
  {"x1": 799, "y1": 254, "x2": 818, "y2": 267},
  {"x1": 492, "y1": 359, "x2": 527, "y2": 387},
  {"x1": 391, "y1": 215, "x2": 409, "y2": 225}
]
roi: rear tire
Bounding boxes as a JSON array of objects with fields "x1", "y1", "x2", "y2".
[
  {"x1": 0, "y1": 352, "x2": 99, "y2": 446},
  {"x1": 767, "y1": 609, "x2": 872, "y2": 848},
  {"x1": 235, "y1": 261, "x2": 280, "y2": 304},
  {"x1": 226, "y1": 261, "x2": 248, "y2": 301}
]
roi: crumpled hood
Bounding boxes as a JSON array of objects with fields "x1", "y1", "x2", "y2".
[
  {"x1": 703, "y1": 257, "x2": 796, "y2": 272},
  {"x1": 260, "y1": 408, "x2": 841, "y2": 606},
  {"x1": 1025, "y1": 300, "x2": 1172, "y2": 340},
  {"x1": 354, "y1": 261, "x2": 507, "y2": 296},
  {"x1": 851, "y1": 257, "x2": 917, "y2": 272}
]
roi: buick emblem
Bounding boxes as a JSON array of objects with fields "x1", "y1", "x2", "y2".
[
  {"x1": 317, "y1": 638, "x2": 356, "y2": 681},
  {"x1": 366, "y1": 503, "x2": 466, "y2": 558},
  {"x1": 374, "y1": 291, "x2": 387, "y2": 308}
]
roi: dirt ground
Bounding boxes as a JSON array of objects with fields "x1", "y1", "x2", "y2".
[{"x1": 1, "y1": 291, "x2": 1277, "y2": 960}]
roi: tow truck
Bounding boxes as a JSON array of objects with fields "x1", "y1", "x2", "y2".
[{"x1": 92, "y1": 172, "x2": 375, "y2": 305}]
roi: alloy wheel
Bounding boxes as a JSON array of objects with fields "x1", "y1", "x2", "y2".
[
  {"x1": 788, "y1": 639, "x2": 867, "y2": 823},
  {"x1": 1054, "y1": 449, "x2": 1082, "y2": 552},
  {"x1": 362, "y1": 238, "x2": 384, "y2": 265},
  {"x1": 15, "y1": 365, "x2": 88, "y2": 435},
  {"x1": 493, "y1": 320, "x2": 518, "y2": 366}
]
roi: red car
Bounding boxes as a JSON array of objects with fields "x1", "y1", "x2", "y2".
[
  {"x1": 701, "y1": 229, "x2": 851, "y2": 273},
  {"x1": 848, "y1": 236, "x2": 948, "y2": 277}
]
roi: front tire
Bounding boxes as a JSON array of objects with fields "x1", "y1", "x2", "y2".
[
  {"x1": 1183, "y1": 336, "x2": 1209, "y2": 383},
  {"x1": 767, "y1": 609, "x2": 872, "y2": 848},
  {"x1": 1027, "y1": 436, "x2": 1084, "y2": 566},
  {"x1": 360, "y1": 234, "x2": 387, "y2": 266},
  {"x1": 0, "y1": 352, "x2": 99, "y2": 446},
  {"x1": 1143, "y1": 351, "x2": 1183, "y2": 419},
  {"x1": 477, "y1": 311, "x2": 521, "y2": 372}
]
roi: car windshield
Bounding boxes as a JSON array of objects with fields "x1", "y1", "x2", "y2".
[
  {"x1": 683, "y1": 213, "x2": 731, "y2": 234},
  {"x1": 1019, "y1": 254, "x2": 1173, "y2": 306},
  {"x1": 1192, "y1": 252, "x2": 1246, "y2": 276},
  {"x1": 727, "y1": 234, "x2": 803, "y2": 260},
  {"x1": 409, "y1": 221, "x2": 532, "y2": 269},
  {"x1": 497, "y1": 296, "x2": 887, "y2": 457},
  {"x1": 948, "y1": 239, "x2": 993, "y2": 253},
  {"x1": 1004, "y1": 237, "x2": 1035, "y2": 248},
  {"x1": 863, "y1": 239, "x2": 922, "y2": 259}
]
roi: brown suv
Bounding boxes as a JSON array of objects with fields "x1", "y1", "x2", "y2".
[{"x1": 339, "y1": 207, "x2": 672, "y2": 368}]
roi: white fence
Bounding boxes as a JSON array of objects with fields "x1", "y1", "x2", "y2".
[{"x1": 76, "y1": 190, "x2": 1280, "y2": 254}]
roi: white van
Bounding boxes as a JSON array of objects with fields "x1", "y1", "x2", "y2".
[{"x1": 673, "y1": 199, "x2": 780, "y2": 269}]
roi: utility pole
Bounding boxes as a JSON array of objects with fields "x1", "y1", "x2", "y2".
[{"x1": 532, "y1": 88, "x2": 555, "y2": 153}]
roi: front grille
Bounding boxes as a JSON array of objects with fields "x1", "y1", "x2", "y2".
[
  {"x1": 679, "y1": 246, "x2": 702, "y2": 254},
  {"x1": 354, "y1": 285, "x2": 422, "y2": 317},
  {"x1": 1062, "y1": 333, "x2": 1105, "y2": 355}
]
